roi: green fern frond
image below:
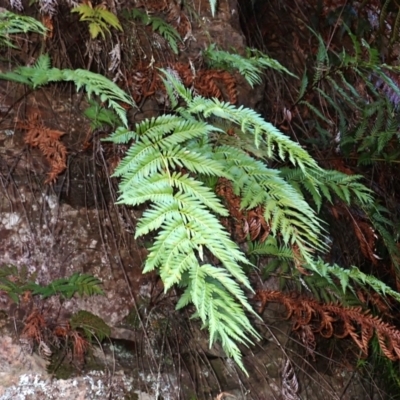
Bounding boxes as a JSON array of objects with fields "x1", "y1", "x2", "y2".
[
  {"x1": 29, "y1": 273, "x2": 103, "y2": 299},
  {"x1": 299, "y1": 100, "x2": 334, "y2": 126},
  {"x1": 0, "y1": 10, "x2": 47, "y2": 48},
  {"x1": 328, "y1": 73, "x2": 362, "y2": 105},
  {"x1": 160, "y1": 70, "x2": 194, "y2": 105},
  {"x1": 168, "y1": 173, "x2": 229, "y2": 215},
  {"x1": 296, "y1": 69, "x2": 308, "y2": 101},
  {"x1": 247, "y1": 236, "x2": 294, "y2": 260},
  {"x1": 70, "y1": 310, "x2": 111, "y2": 342},
  {"x1": 313, "y1": 260, "x2": 400, "y2": 302},
  {"x1": 71, "y1": 4, "x2": 122, "y2": 39},
  {"x1": 177, "y1": 263, "x2": 259, "y2": 372},
  {"x1": 62, "y1": 68, "x2": 132, "y2": 125},
  {"x1": 113, "y1": 143, "x2": 163, "y2": 182},
  {"x1": 117, "y1": 173, "x2": 173, "y2": 205},
  {"x1": 0, "y1": 55, "x2": 134, "y2": 127},
  {"x1": 84, "y1": 99, "x2": 122, "y2": 129},
  {"x1": 186, "y1": 97, "x2": 319, "y2": 168},
  {"x1": 203, "y1": 44, "x2": 295, "y2": 88},
  {"x1": 109, "y1": 70, "x2": 385, "y2": 372},
  {"x1": 136, "y1": 201, "x2": 180, "y2": 237},
  {"x1": 280, "y1": 167, "x2": 373, "y2": 210},
  {"x1": 365, "y1": 203, "x2": 400, "y2": 274},
  {"x1": 311, "y1": 29, "x2": 329, "y2": 85},
  {"x1": 104, "y1": 126, "x2": 137, "y2": 144},
  {"x1": 127, "y1": 9, "x2": 182, "y2": 54},
  {"x1": 213, "y1": 145, "x2": 324, "y2": 253}
]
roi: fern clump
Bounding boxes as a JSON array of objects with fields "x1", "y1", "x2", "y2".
[{"x1": 105, "y1": 70, "x2": 378, "y2": 371}]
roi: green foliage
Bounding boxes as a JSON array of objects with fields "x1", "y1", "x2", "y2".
[
  {"x1": 70, "y1": 310, "x2": 111, "y2": 342},
  {"x1": 0, "y1": 264, "x2": 32, "y2": 303},
  {"x1": 84, "y1": 99, "x2": 122, "y2": 130},
  {"x1": 280, "y1": 167, "x2": 373, "y2": 211},
  {"x1": 364, "y1": 202, "x2": 400, "y2": 281},
  {"x1": 251, "y1": 241, "x2": 400, "y2": 305},
  {"x1": 295, "y1": 27, "x2": 400, "y2": 295},
  {"x1": 125, "y1": 9, "x2": 182, "y2": 54},
  {"x1": 313, "y1": 259, "x2": 400, "y2": 302},
  {"x1": 203, "y1": 44, "x2": 296, "y2": 87},
  {"x1": 0, "y1": 54, "x2": 134, "y2": 127},
  {"x1": 0, "y1": 266, "x2": 103, "y2": 303},
  {"x1": 105, "y1": 70, "x2": 379, "y2": 371},
  {"x1": 0, "y1": 10, "x2": 46, "y2": 48},
  {"x1": 71, "y1": 3, "x2": 122, "y2": 39},
  {"x1": 299, "y1": 28, "x2": 400, "y2": 163},
  {"x1": 27, "y1": 273, "x2": 104, "y2": 299}
]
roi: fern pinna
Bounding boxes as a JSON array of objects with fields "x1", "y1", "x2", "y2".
[{"x1": 105, "y1": 71, "x2": 375, "y2": 371}]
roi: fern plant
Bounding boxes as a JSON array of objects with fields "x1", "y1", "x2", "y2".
[
  {"x1": 298, "y1": 27, "x2": 400, "y2": 163},
  {"x1": 125, "y1": 9, "x2": 182, "y2": 54},
  {"x1": 70, "y1": 310, "x2": 111, "y2": 342},
  {"x1": 105, "y1": 70, "x2": 381, "y2": 371},
  {"x1": 203, "y1": 44, "x2": 296, "y2": 87},
  {"x1": 294, "y1": 26, "x2": 400, "y2": 290},
  {"x1": 0, "y1": 9, "x2": 47, "y2": 48},
  {"x1": 0, "y1": 265, "x2": 103, "y2": 303},
  {"x1": 26, "y1": 272, "x2": 104, "y2": 299},
  {"x1": 0, "y1": 54, "x2": 134, "y2": 126},
  {"x1": 71, "y1": 2, "x2": 123, "y2": 39},
  {"x1": 84, "y1": 99, "x2": 122, "y2": 130}
]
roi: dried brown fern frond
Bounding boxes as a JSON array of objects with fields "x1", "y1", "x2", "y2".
[
  {"x1": 351, "y1": 218, "x2": 379, "y2": 265},
  {"x1": 22, "y1": 308, "x2": 46, "y2": 343},
  {"x1": 127, "y1": 61, "x2": 162, "y2": 103},
  {"x1": 255, "y1": 290, "x2": 400, "y2": 361},
  {"x1": 216, "y1": 177, "x2": 270, "y2": 242},
  {"x1": 22, "y1": 307, "x2": 91, "y2": 365},
  {"x1": 19, "y1": 112, "x2": 67, "y2": 183},
  {"x1": 70, "y1": 330, "x2": 89, "y2": 365},
  {"x1": 173, "y1": 62, "x2": 238, "y2": 103},
  {"x1": 196, "y1": 70, "x2": 237, "y2": 104}
]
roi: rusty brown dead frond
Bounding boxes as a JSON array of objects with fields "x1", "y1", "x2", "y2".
[
  {"x1": 127, "y1": 61, "x2": 238, "y2": 105},
  {"x1": 19, "y1": 112, "x2": 67, "y2": 183},
  {"x1": 22, "y1": 308, "x2": 46, "y2": 343},
  {"x1": 173, "y1": 62, "x2": 238, "y2": 104},
  {"x1": 351, "y1": 218, "x2": 379, "y2": 265},
  {"x1": 53, "y1": 322, "x2": 71, "y2": 338},
  {"x1": 255, "y1": 290, "x2": 400, "y2": 361},
  {"x1": 216, "y1": 177, "x2": 270, "y2": 242},
  {"x1": 70, "y1": 330, "x2": 89, "y2": 365},
  {"x1": 127, "y1": 61, "x2": 161, "y2": 103}
]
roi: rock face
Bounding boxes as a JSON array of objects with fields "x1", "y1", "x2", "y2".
[
  {"x1": 0, "y1": 1, "x2": 384, "y2": 399},
  {"x1": 0, "y1": 335, "x2": 135, "y2": 399}
]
